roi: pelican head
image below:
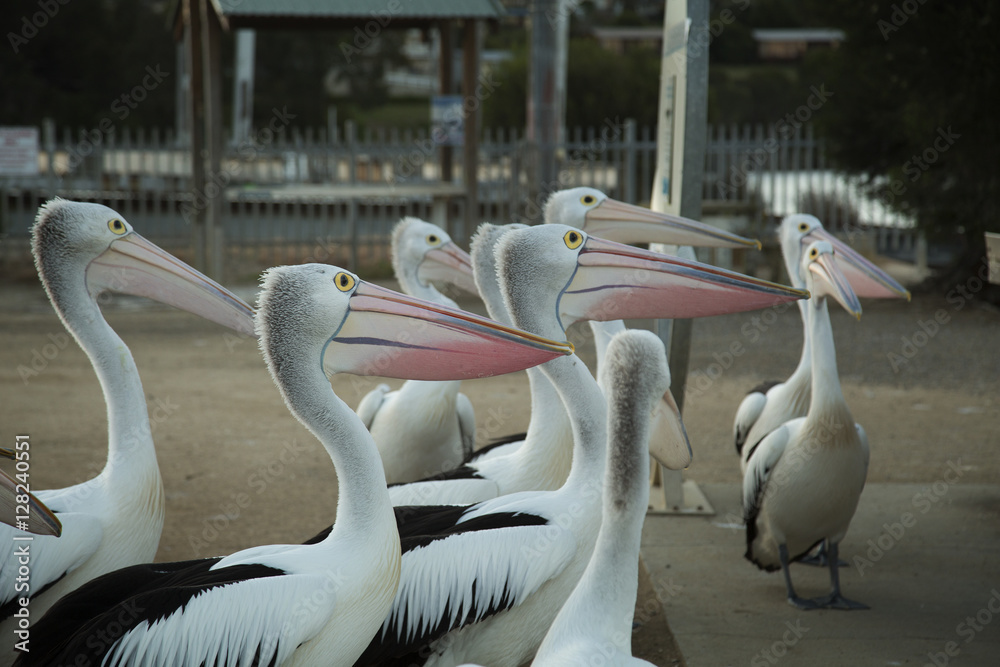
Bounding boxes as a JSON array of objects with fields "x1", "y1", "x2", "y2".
[
  {"x1": 32, "y1": 198, "x2": 255, "y2": 336},
  {"x1": 256, "y1": 263, "x2": 572, "y2": 388},
  {"x1": 801, "y1": 240, "x2": 863, "y2": 319},
  {"x1": 779, "y1": 213, "x2": 910, "y2": 300},
  {"x1": 391, "y1": 217, "x2": 477, "y2": 296},
  {"x1": 496, "y1": 224, "x2": 808, "y2": 337},
  {"x1": 544, "y1": 186, "x2": 760, "y2": 249}
]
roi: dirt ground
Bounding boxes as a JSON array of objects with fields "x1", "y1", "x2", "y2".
[{"x1": 1, "y1": 272, "x2": 997, "y2": 665}]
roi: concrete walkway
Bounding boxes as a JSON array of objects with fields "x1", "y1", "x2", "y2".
[{"x1": 640, "y1": 482, "x2": 1000, "y2": 667}]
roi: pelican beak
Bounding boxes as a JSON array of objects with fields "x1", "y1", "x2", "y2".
[
  {"x1": 809, "y1": 252, "x2": 863, "y2": 319},
  {"x1": 803, "y1": 228, "x2": 910, "y2": 301},
  {"x1": 418, "y1": 241, "x2": 479, "y2": 295},
  {"x1": 584, "y1": 198, "x2": 761, "y2": 250},
  {"x1": 648, "y1": 390, "x2": 693, "y2": 470},
  {"x1": 325, "y1": 281, "x2": 573, "y2": 380},
  {"x1": 0, "y1": 449, "x2": 61, "y2": 537},
  {"x1": 85, "y1": 233, "x2": 257, "y2": 337},
  {"x1": 559, "y1": 236, "x2": 809, "y2": 325}
]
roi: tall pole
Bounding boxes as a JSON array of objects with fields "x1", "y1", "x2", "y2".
[
  {"x1": 528, "y1": 0, "x2": 558, "y2": 217},
  {"x1": 648, "y1": 0, "x2": 713, "y2": 515}
]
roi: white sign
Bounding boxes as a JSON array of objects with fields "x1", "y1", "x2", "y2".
[
  {"x1": 0, "y1": 127, "x2": 39, "y2": 175},
  {"x1": 431, "y1": 96, "x2": 464, "y2": 147}
]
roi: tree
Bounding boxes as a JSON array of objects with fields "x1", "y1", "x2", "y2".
[{"x1": 800, "y1": 0, "x2": 999, "y2": 285}]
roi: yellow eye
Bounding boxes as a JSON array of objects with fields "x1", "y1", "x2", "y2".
[
  {"x1": 108, "y1": 219, "x2": 127, "y2": 235},
  {"x1": 334, "y1": 272, "x2": 356, "y2": 292},
  {"x1": 809, "y1": 248, "x2": 819, "y2": 258},
  {"x1": 580, "y1": 194, "x2": 597, "y2": 206},
  {"x1": 563, "y1": 230, "x2": 584, "y2": 249},
  {"x1": 426, "y1": 234, "x2": 440, "y2": 246},
  {"x1": 798, "y1": 222, "x2": 809, "y2": 232}
]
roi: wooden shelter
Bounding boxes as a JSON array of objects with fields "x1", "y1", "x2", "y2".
[{"x1": 173, "y1": 0, "x2": 505, "y2": 278}]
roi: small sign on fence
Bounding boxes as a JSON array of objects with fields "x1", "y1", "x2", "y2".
[
  {"x1": 986, "y1": 232, "x2": 1000, "y2": 285},
  {"x1": 0, "y1": 127, "x2": 39, "y2": 175},
  {"x1": 431, "y1": 96, "x2": 464, "y2": 147}
]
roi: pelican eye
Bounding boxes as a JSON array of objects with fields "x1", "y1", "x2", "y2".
[
  {"x1": 580, "y1": 194, "x2": 597, "y2": 206},
  {"x1": 798, "y1": 222, "x2": 810, "y2": 233},
  {"x1": 563, "y1": 230, "x2": 584, "y2": 249},
  {"x1": 426, "y1": 234, "x2": 440, "y2": 246},
  {"x1": 335, "y1": 272, "x2": 356, "y2": 292},
  {"x1": 809, "y1": 248, "x2": 819, "y2": 259},
  {"x1": 108, "y1": 219, "x2": 127, "y2": 235}
]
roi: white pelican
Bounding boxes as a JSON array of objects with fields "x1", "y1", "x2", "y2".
[
  {"x1": 532, "y1": 330, "x2": 680, "y2": 667},
  {"x1": 743, "y1": 240, "x2": 870, "y2": 610},
  {"x1": 478, "y1": 186, "x2": 760, "y2": 465},
  {"x1": 0, "y1": 199, "x2": 256, "y2": 649},
  {"x1": 16, "y1": 263, "x2": 572, "y2": 667},
  {"x1": 354, "y1": 225, "x2": 806, "y2": 667},
  {"x1": 734, "y1": 214, "x2": 909, "y2": 470},
  {"x1": 356, "y1": 217, "x2": 480, "y2": 484},
  {"x1": 0, "y1": 449, "x2": 60, "y2": 536},
  {"x1": 385, "y1": 218, "x2": 774, "y2": 507}
]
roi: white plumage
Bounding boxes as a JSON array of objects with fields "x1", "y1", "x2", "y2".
[{"x1": 0, "y1": 199, "x2": 256, "y2": 659}]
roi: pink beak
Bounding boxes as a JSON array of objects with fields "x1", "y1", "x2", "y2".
[
  {"x1": 559, "y1": 236, "x2": 809, "y2": 326},
  {"x1": 803, "y1": 228, "x2": 910, "y2": 301},
  {"x1": 419, "y1": 241, "x2": 479, "y2": 295},
  {"x1": 325, "y1": 281, "x2": 573, "y2": 380},
  {"x1": 85, "y1": 233, "x2": 256, "y2": 337},
  {"x1": 808, "y1": 250, "x2": 863, "y2": 319}
]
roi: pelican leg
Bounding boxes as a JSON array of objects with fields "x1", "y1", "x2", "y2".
[
  {"x1": 797, "y1": 540, "x2": 849, "y2": 568},
  {"x1": 817, "y1": 542, "x2": 869, "y2": 610},
  {"x1": 779, "y1": 544, "x2": 822, "y2": 610}
]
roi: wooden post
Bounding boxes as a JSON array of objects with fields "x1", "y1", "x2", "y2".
[
  {"x1": 438, "y1": 21, "x2": 453, "y2": 184},
  {"x1": 186, "y1": 0, "x2": 207, "y2": 273},
  {"x1": 201, "y1": 1, "x2": 224, "y2": 281},
  {"x1": 528, "y1": 0, "x2": 558, "y2": 216},
  {"x1": 461, "y1": 19, "x2": 480, "y2": 243}
]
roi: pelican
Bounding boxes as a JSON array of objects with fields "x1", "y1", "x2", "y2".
[
  {"x1": 734, "y1": 214, "x2": 909, "y2": 470},
  {"x1": 17, "y1": 263, "x2": 571, "y2": 667},
  {"x1": 356, "y1": 217, "x2": 480, "y2": 484},
  {"x1": 743, "y1": 240, "x2": 870, "y2": 610},
  {"x1": 474, "y1": 186, "x2": 759, "y2": 466},
  {"x1": 532, "y1": 330, "x2": 679, "y2": 667},
  {"x1": 385, "y1": 219, "x2": 776, "y2": 507},
  {"x1": 0, "y1": 449, "x2": 60, "y2": 536},
  {"x1": 354, "y1": 225, "x2": 806, "y2": 667},
  {"x1": 0, "y1": 199, "x2": 256, "y2": 650}
]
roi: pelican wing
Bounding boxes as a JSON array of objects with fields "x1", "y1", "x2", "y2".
[
  {"x1": 356, "y1": 384, "x2": 392, "y2": 430},
  {"x1": 27, "y1": 564, "x2": 335, "y2": 667},
  {"x1": 0, "y1": 511, "x2": 102, "y2": 612},
  {"x1": 733, "y1": 383, "x2": 776, "y2": 456},
  {"x1": 741, "y1": 422, "x2": 795, "y2": 524},
  {"x1": 362, "y1": 510, "x2": 576, "y2": 663},
  {"x1": 456, "y1": 393, "x2": 476, "y2": 460},
  {"x1": 388, "y1": 478, "x2": 500, "y2": 506}
]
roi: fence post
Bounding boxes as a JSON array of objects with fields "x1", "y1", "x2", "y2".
[
  {"x1": 624, "y1": 118, "x2": 637, "y2": 205},
  {"x1": 346, "y1": 120, "x2": 357, "y2": 185}
]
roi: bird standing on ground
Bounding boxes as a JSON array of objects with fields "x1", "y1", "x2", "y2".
[{"x1": 743, "y1": 240, "x2": 871, "y2": 610}]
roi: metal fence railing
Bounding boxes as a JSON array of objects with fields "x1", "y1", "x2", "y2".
[{"x1": 0, "y1": 121, "x2": 918, "y2": 281}]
